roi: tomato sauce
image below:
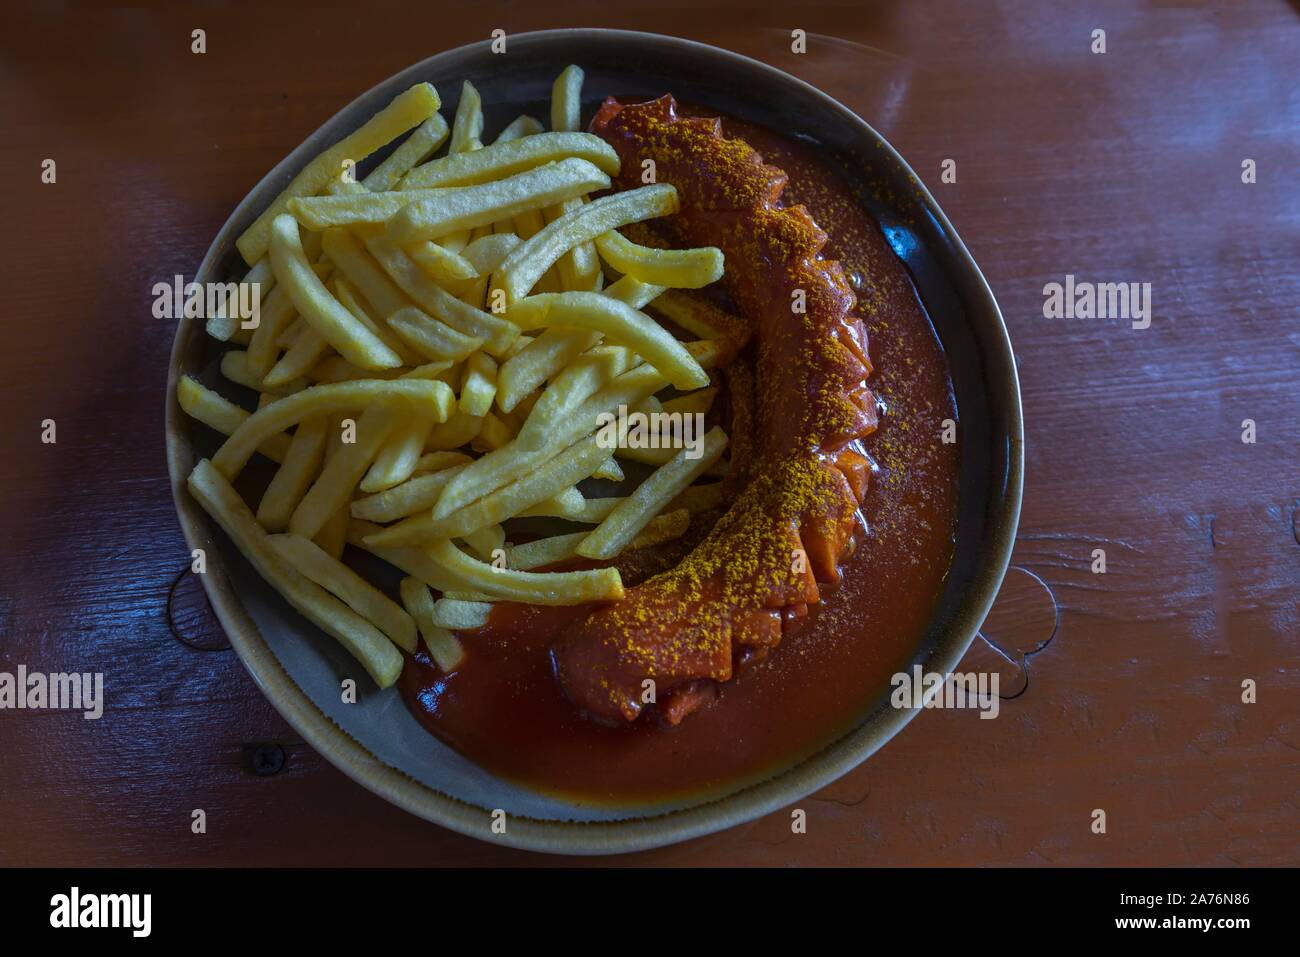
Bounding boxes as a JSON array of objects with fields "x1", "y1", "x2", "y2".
[{"x1": 397, "y1": 117, "x2": 961, "y2": 805}]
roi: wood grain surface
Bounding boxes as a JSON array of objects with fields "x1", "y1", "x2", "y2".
[{"x1": 1, "y1": 0, "x2": 1296, "y2": 866}]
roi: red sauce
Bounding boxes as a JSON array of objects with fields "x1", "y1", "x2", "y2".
[{"x1": 397, "y1": 117, "x2": 960, "y2": 805}]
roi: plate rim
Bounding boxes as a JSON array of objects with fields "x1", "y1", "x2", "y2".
[{"x1": 164, "y1": 27, "x2": 1024, "y2": 856}]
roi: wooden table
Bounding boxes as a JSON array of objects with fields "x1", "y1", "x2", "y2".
[{"x1": 2, "y1": 0, "x2": 1296, "y2": 866}]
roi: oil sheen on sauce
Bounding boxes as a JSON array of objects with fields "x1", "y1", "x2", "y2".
[{"x1": 397, "y1": 117, "x2": 961, "y2": 805}]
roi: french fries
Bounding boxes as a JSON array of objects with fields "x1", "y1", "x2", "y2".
[
  {"x1": 385, "y1": 158, "x2": 611, "y2": 244},
  {"x1": 188, "y1": 460, "x2": 404, "y2": 687},
  {"x1": 492, "y1": 184, "x2": 680, "y2": 302},
  {"x1": 235, "y1": 82, "x2": 441, "y2": 265},
  {"x1": 181, "y1": 65, "x2": 746, "y2": 688},
  {"x1": 578, "y1": 427, "x2": 728, "y2": 558}
]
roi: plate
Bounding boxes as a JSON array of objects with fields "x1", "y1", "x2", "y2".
[{"x1": 165, "y1": 28, "x2": 1023, "y2": 854}]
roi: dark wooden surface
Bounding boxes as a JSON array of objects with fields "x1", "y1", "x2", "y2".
[{"x1": 1, "y1": 0, "x2": 1296, "y2": 866}]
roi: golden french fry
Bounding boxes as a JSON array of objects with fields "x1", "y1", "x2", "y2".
[
  {"x1": 187, "y1": 460, "x2": 403, "y2": 686},
  {"x1": 495, "y1": 327, "x2": 602, "y2": 412},
  {"x1": 516, "y1": 485, "x2": 586, "y2": 519},
  {"x1": 361, "y1": 416, "x2": 434, "y2": 493},
  {"x1": 368, "y1": 434, "x2": 611, "y2": 546},
  {"x1": 351, "y1": 462, "x2": 468, "y2": 523},
  {"x1": 364, "y1": 235, "x2": 519, "y2": 355},
  {"x1": 219, "y1": 349, "x2": 309, "y2": 396},
  {"x1": 244, "y1": 281, "x2": 299, "y2": 377},
  {"x1": 211, "y1": 378, "x2": 453, "y2": 480},
  {"x1": 402, "y1": 131, "x2": 618, "y2": 189},
  {"x1": 595, "y1": 229, "x2": 724, "y2": 288},
  {"x1": 550, "y1": 65, "x2": 584, "y2": 133},
  {"x1": 515, "y1": 344, "x2": 636, "y2": 449},
  {"x1": 546, "y1": 197, "x2": 601, "y2": 291},
  {"x1": 269, "y1": 214, "x2": 401, "y2": 370},
  {"x1": 413, "y1": 450, "x2": 473, "y2": 474},
  {"x1": 425, "y1": 410, "x2": 483, "y2": 450},
  {"x1": 493, "y1": 114, "x2": 544, "y2": 144},
  {"x1": 399, "y1": 578, "x2": 464, "y2": 671},
  {"x1": 314, "y1": 502, "x2": 350, "y2": 559},
  {"x1": 469, "y1": 410, "x2": 512, "y2": 452},
  {"x1": 268, "y1": 532, "x2": 417, "y2": 652},
  {"x1": 386, "y1": 306, "x2": 483, "y2": 362},
  {"x1": 462, "y1": 523, "x2": 505, "y2": 562},
  {"x1": 492, "y1": 184, "x2": 677, "y2": 302},
  {"x1": 407, "y1": 240, "x2": 478, "y2": 283},
  {"x1": 429, "y1": 598, "x2": 492, "y2": 630},
  {"x1": 602, "y1": 273, "x2": 665, "y2": 309},
  {"x1": 363, "y1": 114, "x2": 450, "y2": 193},
  {"x1": 507, "y1": 292, "x2": 708, "y2": 390},
  {"x1": 591, "y1": 457, "x2": 624, "y2": 482},
  {"x1": 257, "y1": 414, "x2": 329, "y2": 531},
  {"x1": 385, "y1": 158, "x2": 610, "y2": 244},
  {"x1": 462, "y1": 232, "x2": 521, "y2": 275},
  {"x1": 287, "y1": 187, "x2": 463, "y2": 229},
  {"x1": 424, "y1": 539, "x2": 623, "y2": 605},
  {"x1": 236, "y1": 83, "x2": 440, "y2": 265},
  {"x1": 578, "y1": 427, "x2": 728, "y2": 558},
  {"x1": 176, "y1": 375, "x2": 292, "y2": 463},
  {"x1": 448, "y1": 80, "x2": 484, "y2": 154},
  {"x1": 459, "y1": 350, "x2": 498, "y2": 416}
]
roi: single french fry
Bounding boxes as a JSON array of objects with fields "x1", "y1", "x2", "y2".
[
  {"x1": 602, "y1": 273, "x2": 665, "y2": 309},
  {"x1": 413, "y1": 450, "x2": 473, "y2": 474},
  {"x1": 492, "y1": 184, "x2": 677, "y2": 302},
  {"x1": 578, "y1": 427, "x2": 728, "y2": 558},
  {"x1": 218, "y1": 350, "x2": 309, "y2": 396},
  {"x1": 257, "y1": 414, "x2": 329, "y2": 531},
  {"x1": 268, "y1": 533, "x2": 417, "y2": 652},
  {"x1": 385, "y1": 158, "x2": 610, "y2": 244},
  {"x1": 363, "y1": 114, "x2": 450, "y2": 193},
  {"x1": 236, "y1": 83, "x2": 440, "y2": 265},
  {"x1": 516, "y1": 485, "x2": 586, "y2": 519},
  {"x1": 495, "y1": 327, "x2": 602, "y2": 412},
  {"x1": 429, "y1": 598, "x2": 492, "y2": 630},
  {"x1": 211, "y1": 378, "x2": 453, "y2": 480},
  {"x1": 399, "y1": 577, "x2": 464, "y2": 671},
  {"x1": 351, "y1": 462, "x2": 468, "y2": 522},
  {"x1": 462, "y1": 232, "x2": 521, "y2": 275},
  {"x1": 402, "y1": 130, "x2": 617, "y2": 189},
  {"x1": 494, "y1": 114, "x2": 543, "y2": 144},
  {"x1": 187, "y1": 460, "x2": 403, "y2": 687},
  {"x1": 595, "y1": 229, "x2": 724, "y2": 288},
  {"x1": 507, "y1": 292, "x2": 708, "y2": 390},
  {"x1": 424, "y1": 538, "x2": 623, "y2": 605},
  {"x1": 361, "y1": 415, "x2": 434, "y2": 493},
  {"x1": 314, "y1": 501, "x2": 350, "y2": 560},
  {"x1": 244, "y1": 282, "x2": 299, "y2": 378},
  {"x1": 546, "y1": 197, "x2": 601, "y2": 291},
  {"x1": 459, "y1": 350, "x2": 498, "y2": 416},
  {"x1": 550, "y1": 64, "x2": 584, "y2": 133},
  {"x1": 469, "y1": 410, "x2": 512, "y2": 452},
  {"x1": 386, "y1": 306, "x2": 483, "y2": 362},
  {"x1": 448, "y1": 80, "x2": 484, "y2": 154},
  {"x1": 515, "y1": 344, "x2": 636, "y2": 450},
  {"x1": 591, "y1": 457, "x2": 624, "y2": 482},
  {"x1": 462, "y1": 523, "x2": 505, "y2": 562},
  {"x1": 176, "y1": 376, "x2": 291, "y2": 463},
  {"x1": 424, "y1": 410, "x2": 483, "y2": 451},
  {"x1": 287, "y1": 187, "x2": 464, "y2": 229},
  {"x1": 268, "y1": 214, "x2": 401, "y2": 370},
  {"x1": 407, "y1": 240, "x2": 478, "y2": 283}
]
